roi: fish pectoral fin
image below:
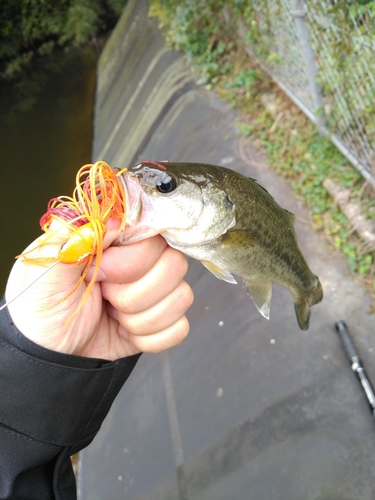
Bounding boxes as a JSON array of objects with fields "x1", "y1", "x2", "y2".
[
  {"x1": 201, "y1": 261, "x2": 238, "y2": 284},
  {"x1": 243, "y1": 280, "x2": 273, "y2": 319},
  {"x1": 219, "y1": 230, "x2": 257, "y2": 248}
]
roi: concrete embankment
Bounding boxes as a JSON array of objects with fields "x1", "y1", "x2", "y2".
[{"x1": 78, "y1": 1, "x2": 375, "y2": 499}]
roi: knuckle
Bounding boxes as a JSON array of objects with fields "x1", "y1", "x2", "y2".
[
  {"x1": 129, "y1": 315, "x2": 190, "y2": 354},
  {"x1": 175, "y1": 316, "x2": 190, "y2": 343},
  {"x1": 178, "y1": 281, "x2": 194, "y2": 309},
  {"x1": 149, "y1": 318, "x2": 190, "y2": 353},
  {"x1": 166, "y1": 247, "x2": 189, "y2": 277},
  {"x1": 177, "y1": 253, "x2": 189, "y2": 277}
]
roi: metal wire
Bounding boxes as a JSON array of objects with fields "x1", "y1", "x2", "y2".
[{"x1": 246, "y1": 0, "x2": 375, "y2": 187}]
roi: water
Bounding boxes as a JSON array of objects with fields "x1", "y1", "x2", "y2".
[{"x1": 0, "y1": 46, "x2": 98, "y2": 294}]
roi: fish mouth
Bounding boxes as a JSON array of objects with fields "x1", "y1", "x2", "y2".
[
  {"x1": 119, "y1": 172, "x2": 141, "y2": 224},
  {"x1": 114, "y1": 163, "x2": 236, "y2": 248},
  {"x1": 114, "y1": 169, "x2": 161, "y2": 245}
]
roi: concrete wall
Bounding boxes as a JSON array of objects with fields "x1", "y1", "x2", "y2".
[{"x1": 92, "y1": 0, "x2": 194, "y2": 168}]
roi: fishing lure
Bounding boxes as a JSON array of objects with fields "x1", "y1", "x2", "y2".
[{"x1": 1, "y1": 161, "x2": 128, "y2": 318}]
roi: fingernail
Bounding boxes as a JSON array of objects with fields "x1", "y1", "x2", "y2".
[{"x1": 85, "y1": 267, "x2": 107, "y2": 282}]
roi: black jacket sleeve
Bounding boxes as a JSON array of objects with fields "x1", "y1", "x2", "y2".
[{"x1": 0, "y1": 298, "x2": 141, "y2": 500}]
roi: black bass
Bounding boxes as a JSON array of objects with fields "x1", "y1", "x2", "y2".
[{"x1": 117, "y1": 161, "x2": 323, "y2": 330}]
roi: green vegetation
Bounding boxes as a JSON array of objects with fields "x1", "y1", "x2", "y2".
[
  {"x1": 0, "y1": 0, "x2": 127, "y2": 78},
  {"x1": 150, "y1": 0, "x2": 375, "y2": 308}
]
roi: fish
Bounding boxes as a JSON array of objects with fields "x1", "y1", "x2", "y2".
[{"x1": 116, "y1": 161, "x2": 323, "y2": 330}]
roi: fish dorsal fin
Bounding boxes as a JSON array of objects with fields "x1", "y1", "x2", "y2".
[
  {"x1": 249, "y1": 177, "x2": 296, "y2": 224},
  {"x1": 201, "y1": 261, "x2": 238, "y2": 284},
  {"x1": 243, "y1": 280, "x2": 273, "y2": 319},
  {"x1": 284, "y1": 209, "x2": 295, "y2": 223}
]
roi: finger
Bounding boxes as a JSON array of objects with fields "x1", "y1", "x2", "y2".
[
  {"x1": 122, "y1": 315, "x2": 190, "y2": 353},
  {"x1": 89, "y1": 235, "x2": 168, "y2": 284},
  {"x1": 109, "y1": 280, "x2": 194, "y2": 336},
  {"x1": 101, "y1": 246, "x2": 188, "y2": 313}
]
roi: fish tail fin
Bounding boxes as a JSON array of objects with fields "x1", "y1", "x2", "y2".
[
  {"x1": 294, "y1": 276, "x2": 323, "y2": 331},
  {"x1": 294, "y1": 300, "x2": 311, "y2": 331}
]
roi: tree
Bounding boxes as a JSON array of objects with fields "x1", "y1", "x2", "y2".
[{"x1": 0, "y1": 0, "x2": 127, "y2": 78}]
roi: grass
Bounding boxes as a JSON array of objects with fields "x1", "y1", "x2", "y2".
[{"x1": 218, "y1": 57, "x2": 375, "y2": 306}]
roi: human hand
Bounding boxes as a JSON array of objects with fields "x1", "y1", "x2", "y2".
[{"x1": 5, "y1": 220, "x2": 193, "y2": 360}]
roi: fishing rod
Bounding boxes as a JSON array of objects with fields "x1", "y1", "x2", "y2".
[{"x1": 335, "y1": 320, "x2": 375, "y2": 420}]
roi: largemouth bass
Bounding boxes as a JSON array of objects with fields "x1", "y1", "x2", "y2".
[{"x1": 117, "y1": 161, "x2": 323, "y2": 330}]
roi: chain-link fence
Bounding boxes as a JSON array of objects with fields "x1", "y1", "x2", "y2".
[{"x1": 241, "y1": 0, "x2": 375, "y2": 188}]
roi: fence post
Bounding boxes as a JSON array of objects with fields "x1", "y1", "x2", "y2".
[{"x1": 290, "y1": 0, "x2": 326, "y2": 134}]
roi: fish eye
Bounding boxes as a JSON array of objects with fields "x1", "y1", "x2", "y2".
[{"x1": 156, "y1": 174, "x2": 177, "y2": 193}]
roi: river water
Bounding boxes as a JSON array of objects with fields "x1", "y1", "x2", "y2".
[{"x1": 0, "y1": 46, "x2": 98, "y2": 294}]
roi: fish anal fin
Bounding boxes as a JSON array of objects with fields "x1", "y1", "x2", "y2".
[
  {"x1": 243, "y1": 280, "x2": 273, "y2": 320},
  {"x1": 201, "y1": 261, "x2": 237, "y2": 284}
]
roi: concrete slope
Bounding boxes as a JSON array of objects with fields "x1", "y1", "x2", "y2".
[{"x1": 79, "y1": 1, "x2": 375, "y2": 499}]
